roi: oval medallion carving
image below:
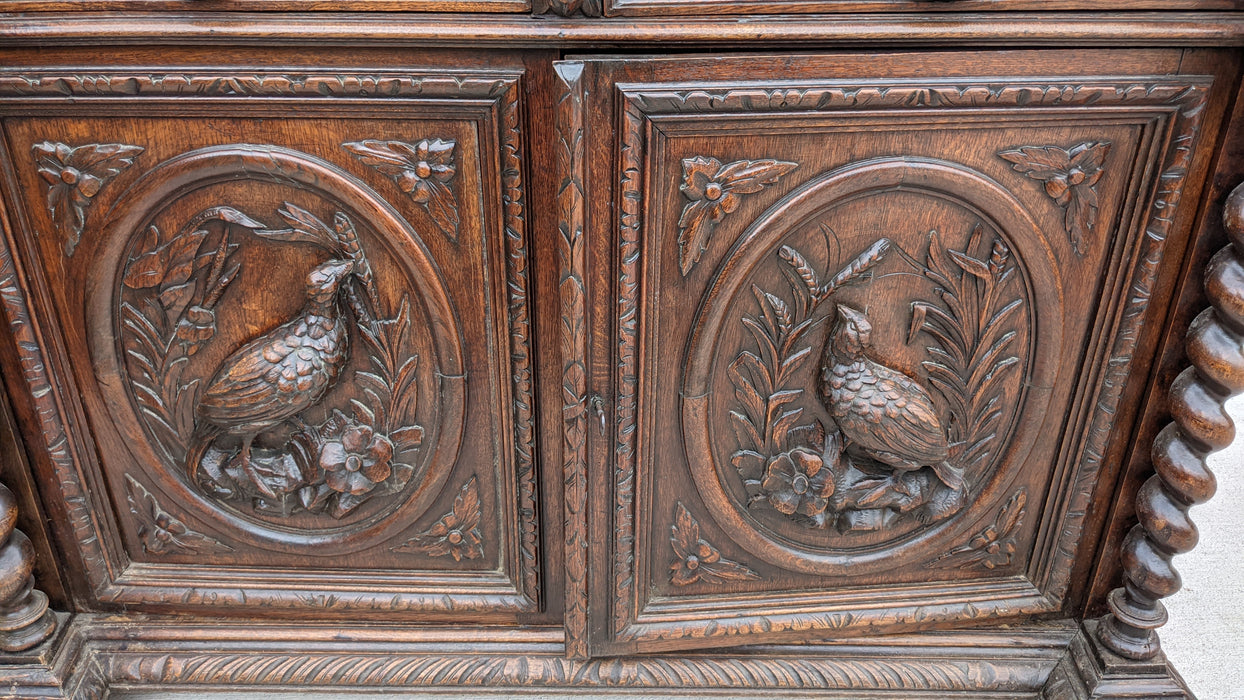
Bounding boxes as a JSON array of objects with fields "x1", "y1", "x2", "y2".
[
  {"x1": 682, "y1": 158, "x2": 1062, "y2": 575},
  {"x1": 89, "y1": 145, "x2": 466, "y2": 554}
]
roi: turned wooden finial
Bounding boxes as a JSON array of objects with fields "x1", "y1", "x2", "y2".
[
  {"x1": 1098, "y1": 181, "x2": 1244, "y2": 660},
  {"x1": 0, "y1": 482, "x2": 55, "y2": 652}
]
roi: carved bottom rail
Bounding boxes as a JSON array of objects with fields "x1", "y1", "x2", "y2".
[{"x1": 1098, "y1": 181, "x2": 1244, "y2": 660}]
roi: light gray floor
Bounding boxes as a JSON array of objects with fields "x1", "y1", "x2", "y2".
[{"x1": 1161, "y1": 395, "x2": 1244, "y2": 699}]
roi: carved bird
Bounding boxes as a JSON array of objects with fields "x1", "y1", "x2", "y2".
[
  {"x1": 818, "y1": 304, "x2": 964, "y2": 493},
  {"x1": 191, "y1": 258, "x2": 356, "y2": 497}
]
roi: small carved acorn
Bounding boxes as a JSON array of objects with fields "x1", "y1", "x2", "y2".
[{"x1": 818, "y1": 304, "x2": 965, "y2": 494}]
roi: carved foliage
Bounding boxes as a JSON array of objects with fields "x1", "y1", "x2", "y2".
[
  {"x1": 677, "y1": 156, "x2": 797, "y2": 276},
  {"x1": 669, "y1": 503, "x2": 757, "y2": 586},
  {"x1": 730, "y1": 227, "x2": 1023, "y2": 534},
  {"x1": 393, "y1": 476, "x2": 483, "y2": 561},
  {"x1": 120, "y1": 207, "x2": 255, "y2": 462},
  {"x1": 998, "y1": 142, "x2": 1112, "y2": 256},
  {"x1": 929, "y1": 489, "x2": 1027, "y2": 570},
  {"x1": 124, "y1": 475, "x2": 232, "y2": 555},
  {"x1": 119, "y1": 201, "x2": 425, "y2": 521},
  {"x1": 343, "y1": 139, "x2": 460, "y2": 241},
  {"x1": 32, "y1": 141, "x2": 143, "y2": 256},
  {"x1": 907, "y1": 226, "x2": 1023, "y2": 480},
  {"x1": 555, "y1": 61, "x2": 590, "y2": 659}
]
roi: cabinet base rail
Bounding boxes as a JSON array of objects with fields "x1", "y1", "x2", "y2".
[{"x1": 0, "y1": 614, "x2": 1195, "y2": 699}]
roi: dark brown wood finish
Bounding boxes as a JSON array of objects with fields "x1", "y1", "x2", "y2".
[{"x1": 0, "y1": 12, "x2": 1240, "y2": 700}]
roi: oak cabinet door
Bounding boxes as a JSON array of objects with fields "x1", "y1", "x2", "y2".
[
  {"x1": 0, "y1": 52, "x2": 540, "y2": 620},
  {"x1": 556, "y1": 51, "x2": 1224, "y2": 656}
]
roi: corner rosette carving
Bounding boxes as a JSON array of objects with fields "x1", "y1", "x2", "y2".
[
  {"x1": 124, "y1": 474, "x2": 233, "y2": 555},
  {"x1": 929, "y1": 489, "x2": 1026, "y2": 570},
  {"x1": 32, "y1": 140, "x2": 143, "y2": 256},
  {"x1": 669, "y1": 502, "x2": 758, "y2": 586},
  {"x1": 393, "y1": 476, "x2": 483, "y2": 561},
  {"x1": 998, "y1": 141, "x2": 1111, "y2": 256},
  {"x1": 677, "y1": 156, "x2": 797, "y2": 276},
  {"x1": 342, "y1": 138, "x2": 460, "y2": 241}
]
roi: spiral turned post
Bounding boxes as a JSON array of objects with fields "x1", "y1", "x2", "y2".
[
  {"x1": 0, "y1": 482, "x2": 55, "y2": 652},
  {"x1": 1098, "y1": 182, "x2": 1244, "y2": 660}
]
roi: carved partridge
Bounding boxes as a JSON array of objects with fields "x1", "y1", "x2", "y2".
[
  {"x1": 192, "y1": 258, "x2": 355, "y2": 496},
  {"x1": 818, "y1": 304, "x2": 964, "y2": 492}
]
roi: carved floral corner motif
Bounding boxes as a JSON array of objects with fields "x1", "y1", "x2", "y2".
[
  {"x1": 342, "y1": 139, "x2": 460, "y2": 241},
  {"x1": 677, "y1": 156, "x2": 797, "y2": 276},
  {"x1": 997, "y1": 141, "x2": 1112, "y2": 256},
  {"x1": 669, "y1": 502, "x2": 759, "y2": 586},
  {"x1": 393, "y1": 475, "x2": 483, "y2": 561},
  {"x1": 928, "y1": 488, "x2": 1027, "y2": 570},
  {"x1": 124, "y1": 474, "x2": 232, "y2": 556},
  {"x1": 32, "y1": 141, "x2": 144, "y2": 257}
]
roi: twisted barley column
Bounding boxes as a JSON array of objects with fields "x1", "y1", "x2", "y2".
[
  {"x1": 1099, "y1": 181, "x2": 1244, "y2": 660},
  {"x1": 0, "y1": 482, "x2": 55, "y2": 651}
]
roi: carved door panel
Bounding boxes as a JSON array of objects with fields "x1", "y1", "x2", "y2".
[
  {"x1": 556, "y1": 51, "x2": 1220, "y2": 656},
  {"x1": 0, "y1": 50, "x2": 542, "y2": 620}
]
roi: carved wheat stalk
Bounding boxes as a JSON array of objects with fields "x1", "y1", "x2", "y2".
[{"x1": 1098, "y1": 182, "x2": 1244, "y2": 660}]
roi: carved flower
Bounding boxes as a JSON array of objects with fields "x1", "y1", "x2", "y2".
[
  {"x1": 971, "y1": 528, "x2": 1017, "y2": 570},
  {"x1": 395, "y1": 476, "x2": 483, "y2": 561},
  {"x1": 394, "y1": 139, "x2": 455, "y2": 203},
  {"x1": 669, "y1": 502, "x2": 758, "y2": 586},
  {"x1": 342, "y1": 138, "x2": 459, "y2": 238},
  {"x1": 761, "y1": 447, "x2": 835, "y2": 517},
  {"x1": 997, "y1": 141, "x2": 1112, "y2": 256},
  {"x1": 677, "y1": 156, "x2": 797, "y2": 275},
  {"x1": 32, "y1": 141, "x2": 144, "y2": 256},
  {"x1": 175, "y1": 304, "x2": 216, "y2": 354},
  {"x1": 320, "y1": 422, "x2": 393, "y2": 496}
]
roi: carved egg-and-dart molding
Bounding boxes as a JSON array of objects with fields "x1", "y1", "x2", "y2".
[
  {"x1": 343, "y1": 138, "x2": 461, "y2": 241},
  {"x1": 32, "y1": 140, "x2": 144, "y2": 257},
  {"x1": 676, "y1": 156, "x2": 797, "y2": 276},
  {"x1": 998, "y1": 141, "x2": 1112, "y2": 256}
]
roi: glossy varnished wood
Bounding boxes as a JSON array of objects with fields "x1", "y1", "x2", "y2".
[{"x1": 0, "y1": 11, "x2": 1239, "y2": 700}]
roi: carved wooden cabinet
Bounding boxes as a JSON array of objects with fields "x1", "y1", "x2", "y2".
[{"x1": 0, "y1": 11, "x2": 1241, "y2": 699}]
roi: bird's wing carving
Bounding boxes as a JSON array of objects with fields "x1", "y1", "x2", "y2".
[
  {"x1": 834, "y1": 364, "x2": 949, "y2": 469},
  {"x1": 197, "y1": 319, "x2": 335, "y2": 428}
]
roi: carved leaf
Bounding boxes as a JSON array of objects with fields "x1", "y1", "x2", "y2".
[
  {"x1": 124, "y1": 475, "x2": 232, "y2": 555},
  {"x1": 32, "y1": 140, "x2": 143, "y2": 256},
  {"x1": 343, "y1": 138, "x2": 460, "y2": 241},
  {"x1": 669, "y1": 502, "x2": 759, "y2": 586},
  {"x1": 677, "y1": 156, "x2": 797, "y2": 276},
  {"x1": 927, "y1": 489, "x2": 1027, "y2": 570},
  {"x1": 997, "y1": 141, "x2": 1111, "y2": 256},
  {"x1": 393, "y1": 476, "x2": 484, "y2": 561}
]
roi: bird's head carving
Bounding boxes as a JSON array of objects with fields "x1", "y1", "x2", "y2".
[
  {"x1": 306, "y1": 258, "x2": 355, "y2": 304},
  {"x1": 830, "y1": 304, "x2": 872, "y2": 358}
]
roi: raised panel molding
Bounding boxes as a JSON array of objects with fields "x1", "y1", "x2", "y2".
[
  {"x1": 585, "y1": 71, "x2": 1211, "y2": 654},
  {"x1": 0, "y1": 67, "x2": 540, "y2": 617}
]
